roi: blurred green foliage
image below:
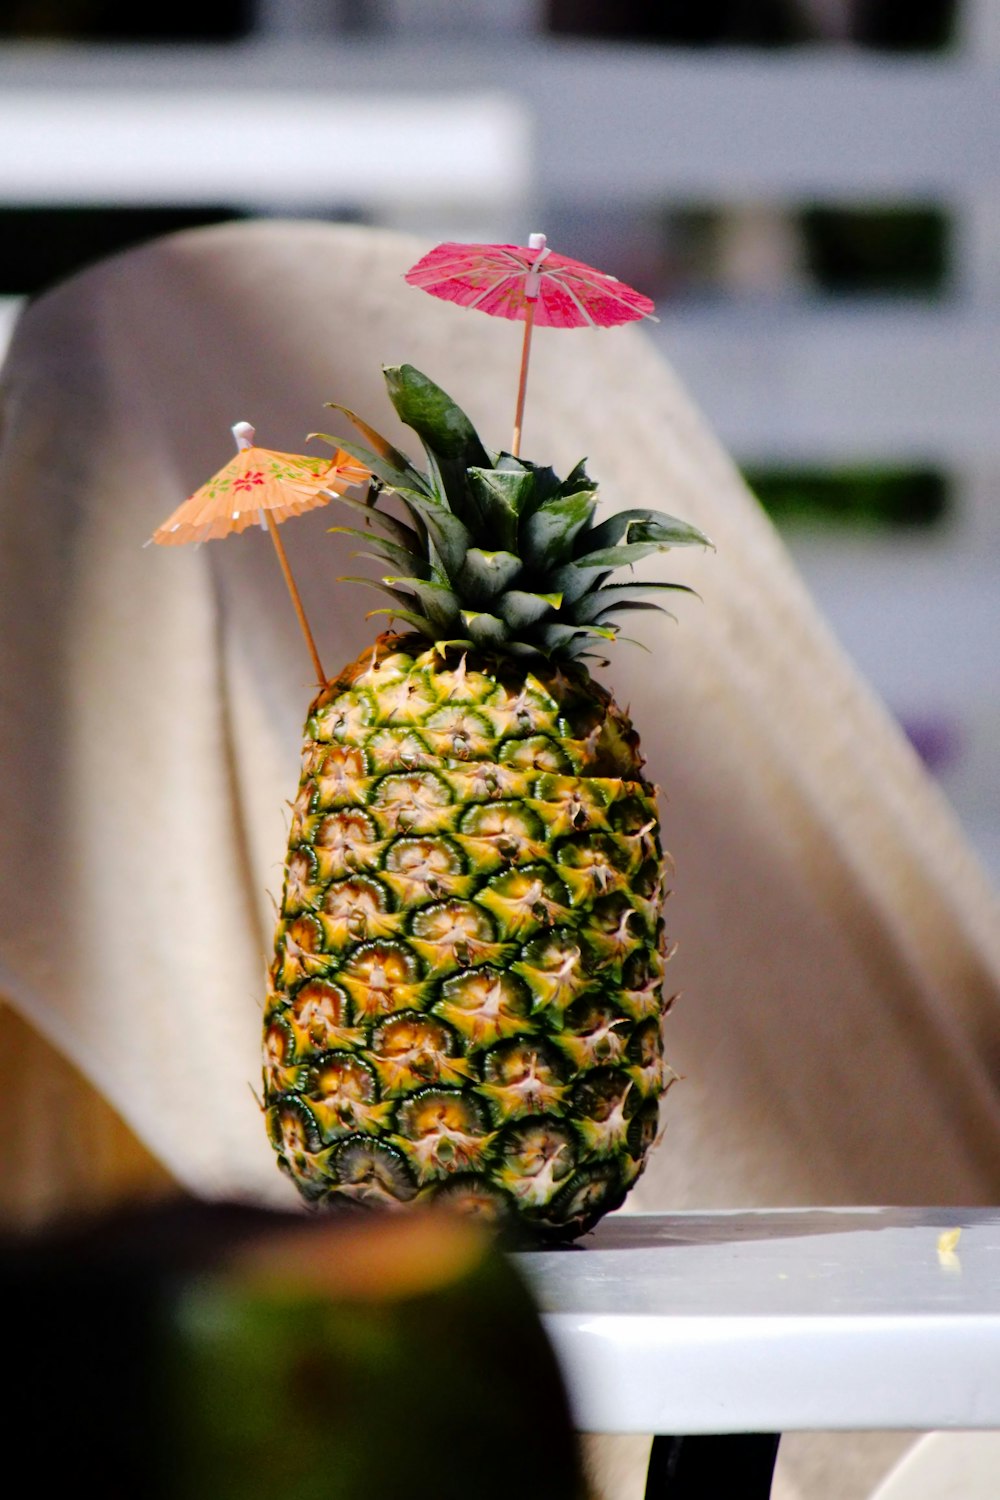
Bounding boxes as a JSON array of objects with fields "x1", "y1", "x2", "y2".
[
  {"x1": 800, "y1": 207, "x2": 948, "y2": 295},
  {"x1": 0, "y1": 0, "x2": 249, "y2": 37},
  {"x1": 547, "y1": 0, "x2": 957, "y2": 50},
  {"x1": 744, "y1": 468, "x2": 949, "y2": 531},
  {"x1": 8, "y1": 1201, "x2": 585, "y2": 1500},
  {"x1": 169, "y1": 1239, "x2": 582, "y2": 1500}
]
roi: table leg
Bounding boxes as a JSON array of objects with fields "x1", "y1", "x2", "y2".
[{"x1": 644, "y1": 1433, "x2": 781, "y2": 1499}]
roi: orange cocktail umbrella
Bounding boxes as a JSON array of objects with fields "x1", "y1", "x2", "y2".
[
  {"x1": 404, "y1": 232, "x2": 657, "y2": 455},
  {"x1": 151, "y1": 425, "x2": 369, "y2": 685}
]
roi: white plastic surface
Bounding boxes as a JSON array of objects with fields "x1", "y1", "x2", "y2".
[{"x1": 518, "y1": 1210, "x2": 1000, "y2": 1435}]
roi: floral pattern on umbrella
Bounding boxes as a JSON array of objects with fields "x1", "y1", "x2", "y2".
[
  {"x1": 404, "y1": 238, "x2": 656, "y2": 329},
  {"x1": 152, "y1": 447, "x2": 369, "y2": 547}
]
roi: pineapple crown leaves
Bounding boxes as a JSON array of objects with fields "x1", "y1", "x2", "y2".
[{"x1": 315, "y1": 364, "x2": 710, "y2": 661}]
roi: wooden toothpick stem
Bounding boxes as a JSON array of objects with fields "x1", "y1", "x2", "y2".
[
  {"x1": 263, "y1": 511, "x2": 326, "y2": 687},
  {"x1": 511, "y1": 298, "x2": 536, "y2": 458}
]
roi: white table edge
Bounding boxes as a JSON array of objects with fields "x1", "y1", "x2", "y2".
[{"x1": 542, "y1": 1309, "x2": 1000, "y2": 1434}]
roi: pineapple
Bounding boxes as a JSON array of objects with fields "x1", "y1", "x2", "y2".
[{"x1": 264, "y1": 365, "x2": 708, "y2": 1242}]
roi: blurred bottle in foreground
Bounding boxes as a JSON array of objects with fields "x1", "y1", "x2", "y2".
[{"x1": 6, "y1": 1201, "x2": 584, "y2": 1500}]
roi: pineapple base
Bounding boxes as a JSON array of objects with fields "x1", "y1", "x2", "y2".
[{"x1": 264, "y1": 635, "x2": 675, "y2": 1242}]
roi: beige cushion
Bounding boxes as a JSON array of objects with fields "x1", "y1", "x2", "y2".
[
  {"x1": 0, "y1": 1002, "x2": 174, "y2": 1227},
  {"x1": 3, "y1": 218, "x2": 997, "y2": 1207},
  {"x1": 869, "y1": 1433, "x2": 1000, "y2": 1500},
  {"x1": 3, "y1": 217, "x2": 998, "y2": 1500}
]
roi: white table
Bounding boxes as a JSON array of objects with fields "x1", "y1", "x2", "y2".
[{"x1": 518, "y1": 1208, "x2": 1000, "y2": 1498}]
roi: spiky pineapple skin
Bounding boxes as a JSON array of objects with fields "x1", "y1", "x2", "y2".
[{"x1": 264, "y1": 634, "x2": 674, "y2": 1242}]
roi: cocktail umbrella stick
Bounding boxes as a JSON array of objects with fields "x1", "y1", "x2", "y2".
[
  {"x1": 264, "y1": 510, "x2": 326, "y2": 686},
  {"x1": 231, "y1": 423, "x2": 326, "y2": 686},
  {"x1": 511, "y1": 233, "x2": 548, "y2": 456},
  {"x1": 511, "y1": 299, "x2": 536, "y2": 459}
]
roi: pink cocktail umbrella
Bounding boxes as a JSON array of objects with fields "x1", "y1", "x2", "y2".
[{"x1": 404, "y1": 232, "x2": 657, "y2": 455}]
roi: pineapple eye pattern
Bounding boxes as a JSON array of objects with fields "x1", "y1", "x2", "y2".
[
  {"x1": 285, "y1": 914, "x2": 325, "y2": 956},
  {"x1": 267, "y1": 640, "x2": 674, "y2": 1240},
  {"x1": 498, "y1": 734, "x2": 571, "y2": 774},
  {"x1": 310, "y1": 1053, "x2": 377, "y2": 1105},
  {"x1": 366, "y1": 728, "x2": 434, "y2": 772},
  {"x1": 433, "y1": 1175, "x2": 512, "y2": 1224},
  {"x1": 497, "y1": 1118, "x2": 577, "y2": 1207},
  {"x1": 410, "y1": 899, "x2": 495, "y2": 946},
  {"x1": 316, "y1": 743, "x2": 369, "y2": 791},
  {"x1": 424, "y1": 705, "x2": 495, "y2": 760},
  {"x1": 268, "y1": 1097, "x2": 323, "y2": 1176},
  {"x1": 323, "y1": 875, "x2": 393, "y2": 921},
  {"x1": 395, "y1": 1089, "x2": 491, "y2": 1180},
  {"x1": 310, "y1": 690, "x2": 375, "y2": 743},
  {"x1": 289, "y1": 979, "x2": 352, "y2": 1037},
  {"x1": 627, "y1": 1100, "x2": 662, "y2": 1160},
  {"x1": 552, "y1": 1163, "x2": 625, "y2": 1226},
  {"x1": 434, "y1": 967, "x2": 532, "y2": 1049},
  {"x1": 460, "y1": 801, "x2": 541, "y2": 838},
  {"x1": 331, "y1": 1137, "x2": 417, "y2": 1203},
  {"x1": 339, "y1": 940, "x2": 422, "y2": 1020},
  {"x1": 264, "y1": 1018, "x2": 296, "y2": 1067},
  {"x1": 371, "y1": 771, "x2": 452, "y2": 836},
  {"x1": 459, "y1": 801, "x2": 543, "y2": 862},
  {"x1": 384, "y1": 836, "x2": 465, "y2": 902},
  {"x1": 313, "y1": 809, "x2": 380, "y2": 881},
  {"x1": 322, "y1": 744, "x2": 369, "y2": 778},
  {"x1": 555, "y1": 831, "x2": 632, "y2": 883}
]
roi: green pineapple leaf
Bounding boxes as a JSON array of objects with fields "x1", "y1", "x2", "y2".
[
  {"x1": 457, "y1": 549, "x2": 523, "y2": 604},
  {"x1": 626, "y1": 516, "x2": 713, "y2": 549},
  {"x1": 382, "y1": 575, "x2": 463, "y2": 630},
  {"x1": 384, "y1": 365, "x2": 490, "y2": 465},
  {"x1": 460, "y1": 609, "x2": 510, "y2": 647},
  {"x1": 538, "y1": 621, "x2": 616, "y2": 655},
  {"x1": 384, "y1": 365, "x2": 491, "y2": 530},
  {"x1": 387, "y1": 486, "x2": 472, "y2": 579},
  {"x1": 323, "y1": 487, "x2": 426, "y2": 556},
  {"x1": 364, "y1": 605, "x2": 440, "y2": 635},
  {"x1": 522, "y1": 491, "x2": 599, "y2": 570},
  {"x1": 343, "y1": 579, "x2": 448, "y2": 636},
  {"x1": 591, "y1": 599, "x2": 679, "y2": 625},
  {"x1": 570, "y1": 581, "x2": 698, "y2": 624},
  {"x1": 328, "y1": 526, "x2": 432, "y2": 579},
  {"x1": 560, "y1": 457, "x2": 591, "y2": 489},
  {"x1": 547, "y1": 564, "x2": 606, "y2": 606},
  {"x1": 321, "y1": 362, "x2": 706, "y2": 664},
  {"x1": 564, "y1": 541, "x2": 675, "y2": 573},
  {"x1": 583, "y1": 507, "x2": 710, "y2": 556},
  {"x1": 499, "y1": 454, "x2": 566, "y2": 509},
  {"x1": 322, "y1": 403, "x2": 421, "y2": 479},
  {"x1": 467, "y1": 467, "x2": 536, "y2": 553},
  {"x1": 499, "y1": 590, "x2": 563, "y2": 629},
  {"x1": 338, "y1": 575, "x2": 420, "y2": 612},
  {"x1": 311, "y1": 432, "x2": 427, "y2": 498}
]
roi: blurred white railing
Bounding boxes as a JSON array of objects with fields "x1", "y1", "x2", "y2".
[
  {"x1": 1, "y1": 39, "x2": 998, "y2": 472},
  {"x1": 0, "y1": 40, "x2": 997, "y2": 201},
  {"x1": 0, "y1": 86, "x2": 529, "y2": 208}
]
